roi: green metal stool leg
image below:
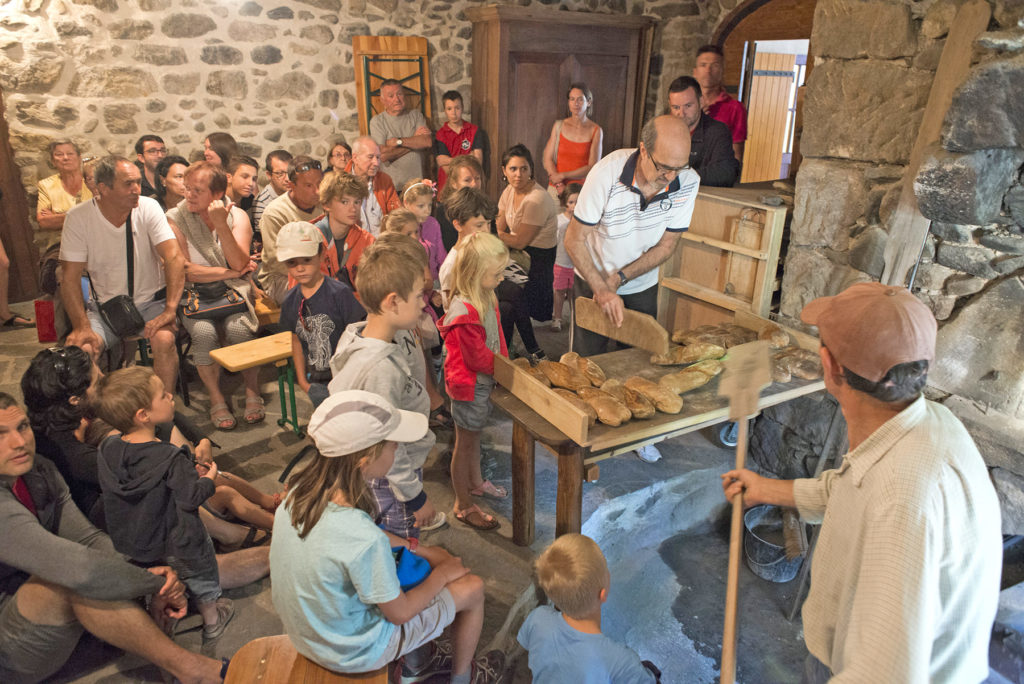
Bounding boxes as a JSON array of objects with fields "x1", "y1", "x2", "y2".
[
  {"x1": 275, "y1": 360, "x2": 304, "y2": 437},
  {"x1": 286, "y1": 362, "x2": 302, "y2": 437},
  {"x1": 276, "y1": 362, "x2": 288, "y2": 428}
]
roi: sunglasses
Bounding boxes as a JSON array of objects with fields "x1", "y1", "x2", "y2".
[
  {"x1": 47, "y1": 346, "x2": 71, "y2": 381},
  {"x1": 293, "y1": 160, "x2": 322, "y2": 174}
]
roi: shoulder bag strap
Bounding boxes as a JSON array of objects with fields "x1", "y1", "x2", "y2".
[{"x1": 125, "y1": 210, "x2": 134, "y2": 299}]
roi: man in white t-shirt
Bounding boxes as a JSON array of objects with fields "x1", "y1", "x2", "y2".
[
  {"x1": 370, "y1": 79, "x2": 432, "y2": 190},
  {"x1": 60, "y1": 156, "x2": 185, "y2": 393}
]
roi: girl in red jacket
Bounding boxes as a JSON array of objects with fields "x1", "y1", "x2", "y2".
[{"x1": 437, "y1": 233, "x2": 509, "y2": 531}]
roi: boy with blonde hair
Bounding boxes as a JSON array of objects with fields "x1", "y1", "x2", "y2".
[
  {"x1": 518, "y1": 533, "x2": 659, "y2": 683},
  {"x1": 311, "y1": 171, "x2": 374, "y2": 291},
  {"x1": 328, "y1": 233, "x2": 445, "y2": 538}
]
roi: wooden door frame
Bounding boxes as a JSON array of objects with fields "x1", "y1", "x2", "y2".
[{"x1": 0, "y1": 86, "x2": 37, "y2": 302}]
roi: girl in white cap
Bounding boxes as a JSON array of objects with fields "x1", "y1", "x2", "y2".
[{"x1": 269, "y1": 390, "x2": 505, "y2": 684}]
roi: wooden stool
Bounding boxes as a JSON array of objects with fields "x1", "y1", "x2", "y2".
[
  {"x1": 225, "y1": 635, "x2": 389, "y2": 683},
  {"x1": 209, "y1": 332, "x2": 303, "y2": 437}
]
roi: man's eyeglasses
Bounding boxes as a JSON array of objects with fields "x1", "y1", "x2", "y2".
[
  {"x1": 293, "y1": 160, "x2": 322, "y2": 174},
  {"x1": 646, "y1": 150, "x2": 690, "y2": 176},
  {"x1": 270, "y1": 170, "x2": 288, "y2": 178}
]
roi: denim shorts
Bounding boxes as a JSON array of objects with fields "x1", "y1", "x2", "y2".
[
  {"x1": 0, "y1": 591, "x2": 84, "y2": 684},
  {"x1": 87, "y1": 298, "x2": 167, "y2": 351},
  {"x1": 167, "y1": 535, "x2": 221, "y2": 604},
  {"x1": 451, "y1": 379, "x2": 494, "y2": 431}
]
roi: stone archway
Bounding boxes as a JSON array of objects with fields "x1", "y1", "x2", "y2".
[{"x1": 712, "y1": 0, "x2": 818, "y2": 91}]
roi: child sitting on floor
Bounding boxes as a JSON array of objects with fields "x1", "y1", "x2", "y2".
[
  {"x1": 551, "y1": 182, "x2": 582, "y2": 332},
  {"x1": 437, "y1": 232, "x2": 509, "y2": 531},
  {"x1": 518, "y1": 533, "x2": 660, "y2": 683},
  {"x1": 270, "y1": 389, "x2": 505, "y2": 683},
  {"x1": 94, "y1": 366, "x2": 233, "y2": 642},
  {"x1": 328, "y1": 233, "x2": 444, "y2": 538},
  {"x1": 277, "y1": 221, "x2": 365, "y2": 408}
]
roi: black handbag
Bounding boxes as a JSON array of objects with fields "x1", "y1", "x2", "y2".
[
  {"x1": 181, "y1": 282, "x2": 248, "y2": 320},
  {"x1": 89, "y1": 212, "x2": 145, "y2": 338}
]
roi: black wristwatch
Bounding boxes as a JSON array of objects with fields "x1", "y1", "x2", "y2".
[{"x1": 617, "y1": 270, "x2": 628, "y2": 286}]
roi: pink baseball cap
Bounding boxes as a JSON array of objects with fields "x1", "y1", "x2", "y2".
[{"x1": 800, "y1": 282, "x2": 936, "y2": 382}]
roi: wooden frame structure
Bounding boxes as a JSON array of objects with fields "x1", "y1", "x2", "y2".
[{"x1": 352, "y1": 36, "x2": 432, "y2": 137}]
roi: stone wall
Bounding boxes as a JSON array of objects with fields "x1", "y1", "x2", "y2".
[{"x1": 1, "y1": 0, "x2": 735, "y2": 204}]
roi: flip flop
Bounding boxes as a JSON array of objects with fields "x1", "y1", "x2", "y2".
[
  {"x1": 240, "y1": 526, "x2": 271, "y2": 548},
  {"x1": 453, "y1": 505, "x2": 499, "y2": 531},
  {"x1": 470, "y1": 480, "x2": 508, "y2": 499},
  {"x1": 209, "y1": 402, "x2": 236, "y2": 431},
  {"x1": 243, "y1": 396, "x2": 265, "y2": 424},
  {"x1": 1, "y1": 314, "x2": 33, "y2": 328}
]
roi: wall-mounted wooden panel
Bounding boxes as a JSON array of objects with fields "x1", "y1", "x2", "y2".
[{"x1": 352, "y1": 36, "x2": 432, "y2": 136}]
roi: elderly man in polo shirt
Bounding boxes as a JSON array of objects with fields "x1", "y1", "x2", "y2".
[
  {"x1": 722, "y1": 283, "x2": 1001, "y2": 683},
  {"x1": 369, "y1": 79, "x2": 432, "y2": 190}
]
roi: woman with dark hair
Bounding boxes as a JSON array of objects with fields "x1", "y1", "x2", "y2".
[
  {"x1": 203, "y1": 132, "x2": 238, "y2": 167},
  {"x1": 155, "y1": 154, "x2": 189, "y2": 211},
  {"x1": 497, "y1": 144, "x2": 560, "y2": 327},
  {"x1": 541, "y1": 82, "x2": 603, "y2": 196},
  {"x1": 326, "y1": 140, "x2": 352, "y2": 175}
]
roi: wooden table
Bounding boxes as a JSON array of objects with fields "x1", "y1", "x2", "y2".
[{"x1": 492, "y1": 347, "x2": 826, "y2": 546}]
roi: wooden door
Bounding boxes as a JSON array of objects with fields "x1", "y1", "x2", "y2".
[
  {"x1": 740, "y1": 52, "x2": 796, "y2": 183},
  {"x1": 0, "y1": 85, "x2": 37, "y2": 302}
]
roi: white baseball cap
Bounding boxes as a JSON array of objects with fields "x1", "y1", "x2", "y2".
[
  {"x1": 276, "y1": 221, "x2": 322, "y2": 263},
  {"x1": 308, "y1": 390, "x2": 428, "y2": 458}
]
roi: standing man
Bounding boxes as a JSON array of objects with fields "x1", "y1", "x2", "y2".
[
  {"x1": 667, "y1": 76, "x2": 739, "y2": 187},
  {"x1": 348, "y1": 136, "x2": 401, "y2": 237},
  {"x1": 134, "y1": 135, "x2": 167, "y2": 199},
  {"x1": 565, "y1": 115, "x2": 700, "y2": 462},
  {"x1": 256, "y1": 155, "x2": 323, "y2": 304},
  {"x1": 252, "y1": 149, "x2": 293, "y2": 234},
  {"x1": 722, "y1": 283, "x2": 1001, "y2": 683},
  {"x1": 59, "y1": 156, "x2": 184, "y2": 394},
  {"x1": 369, "y1": 79, "x2": 432, "y2": 190},
  {"x1": 693, "y1": 45, "x2": 747, "y2": 163}
]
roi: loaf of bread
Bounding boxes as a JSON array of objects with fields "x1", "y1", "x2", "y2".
[
  {"x1": 538, "y1": 360, "x2": 590, "y2": 391},
  {"x1": 659, "y1": 369, "x2": 712, "y2": 395},
  {"x1": 624, "y1": 376, "x2": 683, "y2": 414},
  {"x1": 723, "y1": 325, "x2": 757, "y2": 344},
  {"x1": 553, "y1": 388, "x2": 597, "y2": 425},
  {"x1": 559, "y1": 351, "x2": 581, "y2": 365},
  {"x1": 513, "y1": 357, "x2": 550, "y2": 386},
  {"x1": 773, "y1": 347, "x2": 822, "y2": 380},
  {"x1": 770, "y1": 357, "x2": 792, "y2": 383},
  {"x1": 577, "y1": 388, "x2": 631, "y2": 426},
  {"x1": 759, "y1": 323, "x2": 792, "y2": 349},
  {"x1": 688, "y1": 359, "x2": 723, "y2": 377},
  {"x1": 671, "y1": 324, "x2": 719, "y2": 345},
  {"x1": 601, "y1": 378, "x2": 657, "y2": 419},
  {"x1": 577, "y1": 357, "x2": 607, "y2": 387},
  {"x1": 651, "y1": 342, "x2": 726, "y2": 366}
]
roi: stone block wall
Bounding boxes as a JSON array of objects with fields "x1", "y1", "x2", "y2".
[{"x1": 1, "y1": 0, "x2": 736, "y2": 203}]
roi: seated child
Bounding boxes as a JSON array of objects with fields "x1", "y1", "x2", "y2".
[
  {"x1": 309, "y1": 171, "x2": 375, "y2": 292},
  {"x1": 552, "y1": 182, "x2": 582, "y2": 332},
  {"x1": 518, "y1": 533, "x2": 660, "y2": 683},
  {"x1": 434, "y1": 89, "x2": 487, "y2": 191},
  {"x1": 277, "y1": 221, "x2": 366, "y2": 408},
  {"x1": 94, "y1": 366, "x2": 234, "y2": 642},
  {"x1": 328, "y1": 233, "x2": 444, "y2": 537},
  {"x1": 270, "y1": 389, "x2": 505, "y2": 683},
  {"x1": 437, "y1": 186, "x2": 497, "y2": 310}
]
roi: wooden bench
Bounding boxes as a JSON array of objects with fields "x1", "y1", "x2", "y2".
[
  {"x1": 225, "y1": 635, "x2": 388, "y2": 683},
  {"x1": 209, "y1": 332, "x2": 303, "y2": 437}
]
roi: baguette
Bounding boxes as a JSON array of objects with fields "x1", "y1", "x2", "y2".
[
  {"x1": 651, "y1": 342, "x2": 725, "y2": 366},
  {"x1": 624, "y1": 376, "x2": 683, "y2": 414},
  {"x1": 538, "y1": 360, "x2": 590, "y2": 391},
  {"x1": 577, "y1": 387, "x2": 631, "y2": 426},
  {"x1": 659, "y1": 369, "x2": 711, "y2": 395},
  {"x1": 552, "y1": 388, "x2": 597, "y2": 425}
]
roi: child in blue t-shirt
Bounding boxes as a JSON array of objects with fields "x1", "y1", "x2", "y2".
[
  {"x1": 270, "y1": 390, "x2": 505, "y2": 683},
  {"x1": 518, "y1": 533, "x2": 661, "y2": 683},
  {"x1": 276, "y1": 221, "x2": 365, "y2": 407}
]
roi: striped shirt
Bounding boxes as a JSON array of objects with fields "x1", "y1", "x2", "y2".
[
  {"x1": 793, "y1": 396, "x2": 1001, "y2": 683},
  {"x1": 251, "y1": 183, "x2": 278, "y2": 233},
  {"x1": 573, "y1": 148, "x2": 699, "y2": 295}
]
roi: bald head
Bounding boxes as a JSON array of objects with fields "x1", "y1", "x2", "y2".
[
  {"x1": 351, "y1": 136, "x2": 381, "y2": 179},
  {"x1": 641, "y1": 115, "x2": 691, "y2": 163}
]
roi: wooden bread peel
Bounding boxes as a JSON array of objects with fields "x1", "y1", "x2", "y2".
[{"x1": 574, "y1": 297, "x2": 670, "y2": 356}]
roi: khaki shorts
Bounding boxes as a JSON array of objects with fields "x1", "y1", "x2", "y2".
[
  {"x1": 364, "y1": 588, "x2": 455, "y2": 671},
  {"x1": 0, "y1": 591, "x2": 84, "y2": 684}
]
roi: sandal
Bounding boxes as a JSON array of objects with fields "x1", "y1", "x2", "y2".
[
  {"x1": 209, "y1": 402, "x2": 236, "y2": 431},
  {"x1": 243, "y1": 395, "x2": 265, "y2": 424},
  {"x1": 453, "y1": 505, "x2": 499, "y2": 531},
  {"x1": 240, "y1": 526, "x2": 271, "y2": 548},
  {"x1": 470, "y1": 480, "x2": 508, "y2": 499},
  {"x1": 1, "y1": 314, "x2": 33, "y2": 328},
  {"x1": 429, "y1": 403, "x2": 454, "y2": 429}
]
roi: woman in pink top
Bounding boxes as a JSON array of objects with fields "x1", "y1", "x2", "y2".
[{"x1": 542, "y1": 83, "x2": 604, "y2": 196}]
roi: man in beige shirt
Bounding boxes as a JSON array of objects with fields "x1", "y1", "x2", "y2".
[{"x1": 722, "y1": 283, "x2": 1001, "y2": 683}]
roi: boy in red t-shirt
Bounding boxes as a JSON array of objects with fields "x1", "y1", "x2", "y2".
[{"x1": 434, "y1": 90, "x2": 487, "y2": 191}]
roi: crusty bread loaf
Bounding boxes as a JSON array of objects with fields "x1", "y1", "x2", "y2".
[
  {"x1": 624, "y1": 376, "x2": 683, "y2": 414},
  {"x1": 651, "y1": 342, "x2": 726, "y2": 366},
  {"x1": 671, "y1": 324, "x2": 719, "y2": 345},
  {"x1": 538, "y1": 360, "x2": 590, "y2": 391},
  {"x1": 688, "y1": 359, "x2": 723, "y2": 377},
  {"x1": 513, "y1": 357, "x2": 551, "y2": 386},
  {"x1": 600, "y1": 378, "x2": 626, "y2": 401},
  {"x1": 559, "y1": 351, "x2": 581, "y2": 365},
  {"x1": 790, "y1": 357, "x2": 823, "y2": 380},
  {"x1": 553, "y1": 388, "x2": 597, "y2": 425},
  {"x1": 770, "y1": 357, "x2": 792, "y2": 383},
  {"x1": 577, "y1": 387, "x2": 631, "y2": 426},
  {"x1": 759, "y1": 323, "x2": 792, "y2": 349},
  {"x1": 599, "y1": 378, "x2": 657, "y2": 419},
  {"x1": 577, "y1": 357, "x2": 607, "y2": 387},
  {"x1": 659, "y1": 369, "x2": 711, "y2": 395}
]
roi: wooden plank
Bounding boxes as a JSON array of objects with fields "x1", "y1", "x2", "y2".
[
  {"x1": 511, "y1": 422, "x2": 536, "y2": 546},
  {"x1": 880, "y1": 0, "x2": 991, "y2": 286},
  {"x1": 492, "y1": 354, "x2": 589, "y2": 443},
  {"x1": 573, "y1": 297, "x2": 670, "y2": 355},
  {"x1": 209, "y1": 331, "x2": 292, "y2": 372},
  {"x1": 661, "y1": 277, "x2": 752, "y2": 312},
  {"x1": 677, "y1": 231, "x2": 768, "y2": 260}
]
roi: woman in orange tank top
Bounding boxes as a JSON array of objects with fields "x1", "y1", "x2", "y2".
[{"x1": 542, "y1": 83, "x2": 604, "y2": 196}]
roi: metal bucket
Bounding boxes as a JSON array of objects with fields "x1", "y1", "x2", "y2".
[{"x1": 743, "y1": 505, "x2": 803, "y2": 583}]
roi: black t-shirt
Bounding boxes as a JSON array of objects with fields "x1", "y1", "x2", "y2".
[{"x1": 280, "y1": 277, "x2": 365, "y2": 380}]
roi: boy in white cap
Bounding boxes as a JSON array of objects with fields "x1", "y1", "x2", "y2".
[
  {"x1": 722, "y1": 283, "x2": 1001, "y2": 683},
  {"x1": 277, "y1": 221, "x2": 364, "y2": 407},
  {"x1": 270, "y1": 390, "x2": 505, "y2": 684}
]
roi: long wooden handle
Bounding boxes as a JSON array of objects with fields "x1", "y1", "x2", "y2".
[{"x1": 721, "y1": 417, "x2": 749, "y2": 684}]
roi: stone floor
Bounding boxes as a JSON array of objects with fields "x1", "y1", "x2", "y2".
[{"x1": 1, "y1": 301, "x2": 1019, "y2": 683}]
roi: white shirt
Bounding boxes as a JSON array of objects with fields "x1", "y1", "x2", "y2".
[
  {"x1": 793, "y1": 396, "x2": 1001, "y2": 683},
  {"x1": 573, "y1": 148, "x2": 699, "y2": 295},
  {"x1": 361, "y1": 178, "x2": 383, "y2": 238},
  {"x1": 438, "y1": 246, "x2": 458, "y2": 310},
  {"x1": 60, "y1": 196, "x2": 176, "y2": 305}
]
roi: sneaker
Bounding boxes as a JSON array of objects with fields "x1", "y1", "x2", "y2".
[
  {"x1": 550, "y1": 318, "x2": 563, "y2": 332},
  {"x1": 528, "y1": 349, "x2": 547, "y2": 363},
  {"x1": 469, "y1": 649, "x2": 506, "y2": 684},
  {"x1": 635, "y1": 444, "x2": 662, "y2": 463},
  {"x1": 419, "y1": 511, "x2": 447, "y2": 531},
  {"x1": 397, "y1": 639, "x2": 453, "y2": 683},
  {"x1": 201, "y1": 597, "x2": 235, "y2": 642}
]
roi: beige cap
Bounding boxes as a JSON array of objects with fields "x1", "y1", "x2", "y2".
[
  {"x1": 801, "y1": 282, "x2": 936, "y2": 382},
  {"x1": 276, "y1": 221, "x2": 322, "y2": 263},
  {"x1": 308, "y1": 390, "x2": 427, "y2": 458}
]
